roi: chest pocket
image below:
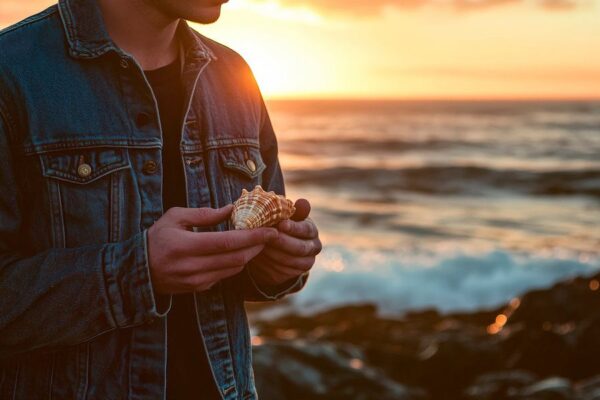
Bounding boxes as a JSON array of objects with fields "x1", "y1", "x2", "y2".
[
  {"x1": 218, "y1": 144, "x2": 266, "y2": 204},
  {"x1": 38, "y1": 147, "x2": 131, "y2": 247}
]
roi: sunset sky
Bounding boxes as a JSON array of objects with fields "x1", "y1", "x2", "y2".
[{"x1": 2, "y1": 0, "x2": 600, "y2": 99}]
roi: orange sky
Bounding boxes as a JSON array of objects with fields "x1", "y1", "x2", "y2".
[{"x1": 2, "y1": 0, "x2": 600, "y2": 99}]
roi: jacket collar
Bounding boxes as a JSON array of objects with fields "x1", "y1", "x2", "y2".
[{"x1": 57, "y1": 0, "x2": 216, "y2": 61}]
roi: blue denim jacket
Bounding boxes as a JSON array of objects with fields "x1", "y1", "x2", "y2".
[{"x1": 0, "y1": 0, "x2": 307, "y2": 398}]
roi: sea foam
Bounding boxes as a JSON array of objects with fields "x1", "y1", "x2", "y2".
[{"x1": 281, "y1": 246, "x2": 600, "y2": 317}]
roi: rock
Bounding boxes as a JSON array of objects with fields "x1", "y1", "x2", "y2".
[
  {"x1": 250, "y1": 272, "x2": 600, "y2": 399},
  {"x1": 500, "y1": 327, "x2": 571, "y2": 377},
  {"x1": 517, "y1": 377, "x2": 573, "y2": 400},
  {"x1": 252, "y1": 340, "x2": 428, "y2": 400},
  {"x1": 464, "y1": 370, "x2": 537, "y2": 399},
  {"x1": 571, "y1": 316, "x2": 600, "y2": 379},
  {"x1": 507, "y1": 274, "x2": 600, "y2": 328},
  {"x1": 575, "y1": 375, "x2": 600, "y2": 400}
]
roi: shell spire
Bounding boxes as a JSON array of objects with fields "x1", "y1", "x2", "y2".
[{"x1": 231, "y1": 186, "x2": 296, "y2": 230}]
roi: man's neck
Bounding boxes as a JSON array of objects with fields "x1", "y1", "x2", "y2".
[{"x1": 97, "y1": 0, "x2": 180, "y2": 70}]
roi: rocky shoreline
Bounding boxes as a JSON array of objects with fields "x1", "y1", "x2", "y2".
[{"x1": 250, "y1": 272, "x2": 600, "y2": 399}]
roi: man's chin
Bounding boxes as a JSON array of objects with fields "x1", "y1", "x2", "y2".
[{"x1": 186, "y1": 6, "x2": 222, "y2": 24}]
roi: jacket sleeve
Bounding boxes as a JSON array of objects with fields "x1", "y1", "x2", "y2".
[
  {"x1": 237, "y1": 95, "x2": 310, "y2": 302},
  {"x1": 0, "y1": 108, "x2": 169, "y2": 360}
]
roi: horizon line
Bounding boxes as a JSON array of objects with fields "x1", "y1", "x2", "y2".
[{"x1": 264, "y1": 96, "x2": 600, "y2": 102}]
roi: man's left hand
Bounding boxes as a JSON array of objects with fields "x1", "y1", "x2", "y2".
[{"x1": 248, "y1": 199, "x2": 322, "y2": 287}]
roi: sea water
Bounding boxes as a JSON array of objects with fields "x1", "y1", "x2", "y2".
[{"x1": 266, "y1": 99, "x2": 600, "y2": 316}]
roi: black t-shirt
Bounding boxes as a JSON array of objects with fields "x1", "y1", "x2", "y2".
[{"x1": 144, "y1": 57, "x2": 221, "y2": 400}]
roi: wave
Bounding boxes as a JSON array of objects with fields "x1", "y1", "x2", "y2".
[
  {"x1": 280, "y1": 138, "x2": 483, "y2": 154},
  {"x1": 280, "y1": 138, "x2": 600, "y2": 161},
  {"x1": 272, "y1": 247, "x2": 600, "y2": 317},
  {"x1": 285, "y1": 166, "x2": 600, "y2": 198}
]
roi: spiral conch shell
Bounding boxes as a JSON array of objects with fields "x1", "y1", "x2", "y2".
[{"x1": 231, "y1": 186, "x2": 296, "y2": 230}]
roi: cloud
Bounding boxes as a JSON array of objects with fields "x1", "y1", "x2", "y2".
[{"x1": 272, "y1": 0, "x2": 588, "y2": 16}]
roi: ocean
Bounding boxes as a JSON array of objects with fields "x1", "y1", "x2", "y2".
[{"x1": 264, "y1": 99, "x2": 600, "y2": 317}]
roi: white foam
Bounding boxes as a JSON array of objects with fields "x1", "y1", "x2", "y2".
[{"x1": 282, "y1": 246, "x2": 600, "y2": 317}]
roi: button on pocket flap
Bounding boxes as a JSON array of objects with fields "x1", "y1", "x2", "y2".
[
  {"x1": 219, "y1": 146, "x2": 266, "y2": 179},
  {"x1": 40, "y1": 148, "x2": 130, "y2": 184}
]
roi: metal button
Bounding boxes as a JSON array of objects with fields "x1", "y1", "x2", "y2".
[
  {"x1": 120, "y1": 58, "x2": 129, "y2": 69},
  {"x1": 246, "y1": 159, "x2": 256, "y2": 172},
  {"x1": 142, "y1": 160, "x2": 158, "y2": 175},
  {"x1": 77, "y1": 163, "x2": 92, "y2": 178}
]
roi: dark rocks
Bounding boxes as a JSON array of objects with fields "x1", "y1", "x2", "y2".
[
  {"x1": 518, "y1": 377, "x2": 573, "y2": 400},
  {"x1": 465, "y1": 370, "x2": 538, "y2": 399},
  {"x1": 251, "y1": 273, "x2": 600, "y2": 399},
  {"x1": 252, "y1": 340, "x2": 427, "y2": 400}
]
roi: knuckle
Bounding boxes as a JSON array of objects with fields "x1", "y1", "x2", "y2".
[
  {"x1": 313, "y1": 239, "x2": 323, "y2": 255},
  {"x1": 166, "y1": 207, "x2": 182, "y2": 218},
  {"x1": 302, "y1": 241, "x2": 313, "y2": 256},
  {"x1": 216, "y1": 236, "x2": 234, "y2": 252}
]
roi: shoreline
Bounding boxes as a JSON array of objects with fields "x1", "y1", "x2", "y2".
[{"x1": 250, "y1": 272, "x2": 600, "y2": 399}]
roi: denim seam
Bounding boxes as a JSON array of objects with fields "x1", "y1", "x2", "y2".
[
  {"x1": 102, "y1": 244, "x2": 119, "y2": 328},
  {"x1": 142, "y1": 229, "x2": 173, "y2": 318},
  {"x1": 0, "y1": 104, "x2": 17, "y2": 144},
  {"x1": 244, "y1": 267, "x2": 307, "y2": 301},
  {"x1": 203, "y1": 139, "x2": 261, "y2": 150},
  {"x1": 23, "y1": 140, "x2": 162, "y2": 156},
  {"x1": 43, "y1": 163, "x2": 131, "y2": 185},
  {"x1": 137, "y1": 231, "x2": 157, "y2": 321},
  {"x1": 57, "y1": 1, "x2": 116, "y2": 58},
  {"x1": 56, "y1": 181, "x2": 66, "y2": 248}
]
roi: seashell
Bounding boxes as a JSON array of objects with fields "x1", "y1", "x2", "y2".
[{"x1": 231, "y1": 185, "x2": 296, "y2": 230}]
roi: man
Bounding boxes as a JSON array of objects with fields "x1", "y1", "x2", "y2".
[{"x1": 0, "y1": 0, "x2": 322, "y2": 398}]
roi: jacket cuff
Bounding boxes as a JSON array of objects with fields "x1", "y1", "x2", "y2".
[
  {"x1": 142, "y1": 229, "x2": 173, "y2": 316},
  {"x1": 102, "y1": 230, "x2": 172, "y2": 328},
  {"x1": 244, "y1": 266, "x2": 309, "y2": 302}
]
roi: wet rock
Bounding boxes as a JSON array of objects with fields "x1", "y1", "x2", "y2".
[
  {"x1": 575, "y1": 376, "x2": 600, "y2": 400},
  {"x1": 517, "y1": 377, "x2": 573, "y2": 400},
  {"x1": 250, "y1": 272, "x2": 600, "y2": 399},
  {"x1": 464, "y1": 370, "x2": 537, "y2": 399},
  {"x1": 252, "y1": 340, "x2": 427, "y2": 400}
]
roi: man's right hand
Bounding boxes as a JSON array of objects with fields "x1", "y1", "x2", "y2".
[{"x1": 147, "y1": 205, "x2": 278, "y2": 294}]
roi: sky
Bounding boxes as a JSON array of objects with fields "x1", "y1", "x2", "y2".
[{"x1": 2, "y1": 0, "x2": 600, "y2": 99}]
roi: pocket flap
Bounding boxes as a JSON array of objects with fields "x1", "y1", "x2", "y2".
[
  {"x1": 40, "y1": 148, "x2": 130, "y2": 184},
  {"x1": 218, "y1": 145, "x2": 266, "y2": 179}
]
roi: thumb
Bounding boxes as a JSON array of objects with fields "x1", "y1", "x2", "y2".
[
  {"x1": 291, "y1": 198, "x2": 311, "y2": 221},
  {"x1": 167, "y1": 204, "x2": 234, "y2": 228}
]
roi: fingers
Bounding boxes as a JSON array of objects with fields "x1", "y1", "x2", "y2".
[
  {"x1": 165, "y1": 205, "x2": 234, "y2": 228},
  {"x1": 176, "y1": 244, "x2": 267, "y2": 276},
  {"x1": 277, "y1": 218, "x2": 318, "y2": 240},
  {"x1": 176, "y1": 228, "x2": 278, "y2": 256},
  {"x1": 268, "y1": 231, "x2": 322, "y2": 257},
  {"x1": 170, "y1": 266, "x2": 245, "y2": 294},
  {"x1": 291, "y1": 198, "x2": 311, "y2": 221},
  {"x1": 258, "y1": 246, "x2": 315, "y2": 272}
]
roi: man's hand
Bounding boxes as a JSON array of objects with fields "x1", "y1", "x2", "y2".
[
  {"x1": 248, "y1": 199, "x2": 322, "y2": 287},
  {"x1": 147, "y1": 205, "x2": 278, "y2": 294}
]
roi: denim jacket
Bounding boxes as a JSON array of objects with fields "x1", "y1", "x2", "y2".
[{"x1": 0, "y1": 0, "x2": 307, "y2": 398}]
